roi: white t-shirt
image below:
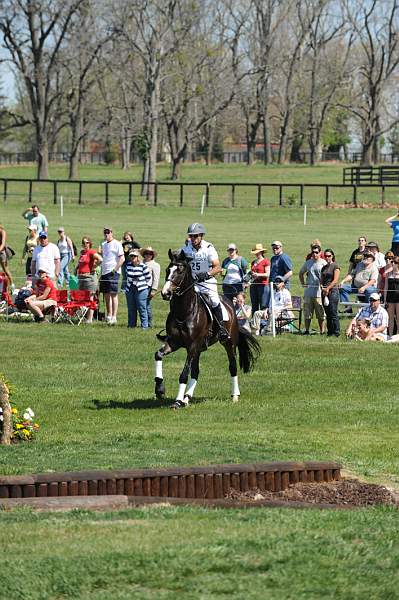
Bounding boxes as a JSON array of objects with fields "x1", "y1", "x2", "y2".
[
  {"x1": 101, "y1": 239, "x2": 124, "y2": 275},
  {"x1": 182, "y1": 239, "x2": 218, "y2": 277},
  {"x1": 32, "y1": 243, "x2": 60, "y2": 278}
]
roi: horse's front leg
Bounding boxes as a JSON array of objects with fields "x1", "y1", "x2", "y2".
[
  {"x1": 154, "y1": 341, "x2": 175, "y2": 400},
  {"x1": 171, "y1": 350, "x2": 195, "y2": 409},
  {"x1": 224, "y1": 339, "x2": 240, "y2": 402},
  {"x1": 184, "y1": 352, "x2": 200, "y2": 404}
]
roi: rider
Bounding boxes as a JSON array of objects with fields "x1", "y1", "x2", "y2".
[{"x1": 182, "y1": 223, "x2": 230, "y2": 341}]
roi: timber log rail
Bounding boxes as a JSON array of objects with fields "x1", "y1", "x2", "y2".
[{"x1": 0, "y1": 461, "x2": 341, "y2": 500}]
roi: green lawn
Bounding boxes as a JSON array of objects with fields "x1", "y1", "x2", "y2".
[{"x1": 0, "y1": 198, "x2": 398, "y2": 599}]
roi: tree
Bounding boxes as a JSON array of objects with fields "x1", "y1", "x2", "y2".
[{"x1": 0, "y1": 0, "x2": 84, "y2": 179}]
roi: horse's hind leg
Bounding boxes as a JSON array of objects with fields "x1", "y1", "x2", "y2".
[
  {"x1": 224, "y1": 340, "x2": 240, "y2": 402},
  {"x1": 154, "y1": 342, "x2": 174, "y2": 400},
  {"x1": 184, "y1": 353, "x2": 200, "y2": 403},
  {"x1": 171, "y1": 351, "x2": 193, "y2": 409}
]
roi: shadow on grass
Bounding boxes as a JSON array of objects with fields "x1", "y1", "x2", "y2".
[{"x1": 90, "y1": 397, "x2": 208, "y2": 410}]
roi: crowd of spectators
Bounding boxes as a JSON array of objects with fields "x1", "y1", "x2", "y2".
[{"x1": 2, "y1": 205, "x2": 399, "y2": 342}]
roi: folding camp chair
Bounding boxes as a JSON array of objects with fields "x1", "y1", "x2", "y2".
[
  {"x1": 275, "y1": 296, "x2": 302, "y2": 334},
  {"x1": 55, "y1": 289, "x2": 97, "y2": 325}
]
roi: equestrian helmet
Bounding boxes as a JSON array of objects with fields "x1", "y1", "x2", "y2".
[{"x1": 187, "y1": 222, "x2": 206, "y2": 235}]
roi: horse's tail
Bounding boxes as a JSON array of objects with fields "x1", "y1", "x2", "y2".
[{"x1": 237, "y1": 326, "x2": 261, "y2": 373}]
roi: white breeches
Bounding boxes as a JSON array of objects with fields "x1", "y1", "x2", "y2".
[{"x1": 194, "y1": 278, "x2": 220, "y2": 307}]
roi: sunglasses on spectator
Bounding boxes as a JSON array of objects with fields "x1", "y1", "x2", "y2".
[
  {"x1": 370, "y1": 298, "x2": 379, "y2": 302},
  {"x1": 311, "y1": 249, "x2": 320, "y2": 254},
  {"x1": 324, "y1": 253, "x2": 332, "y2": 257},
  {"x1": 104, "y1": 229, "x2": 111, "y2": 234}
]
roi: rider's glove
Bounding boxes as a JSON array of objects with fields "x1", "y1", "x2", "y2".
[{"x1": 195, "y1": 272, "x2": 208, "y2": 283}]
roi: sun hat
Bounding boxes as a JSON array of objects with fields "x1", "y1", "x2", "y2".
[
  {"x1": 27, "y1": 224, "x2": 37, "y2": 231},
  {"x1": 227, "y1": 243, "x2": 237, "y2": 250},
  {"x1": 140, "y1": 246, "x2": 157, "y2": 257},
  {"x1": 271, "y1": 241, "x2": 282, "y2": 247},
  {"x1": 38, "y1": 231, "x2": 48, "y2": 238},
  {"x1": 251, "y1": 243, "x2": 266, "y2": 254}
]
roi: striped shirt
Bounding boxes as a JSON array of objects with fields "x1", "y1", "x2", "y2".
[
  {"x1": 356, "y1": 305, "x2": 389, "y2": 338},
  {"x1": 125, "y1": 262, "x2": 152, "y2": 292}
]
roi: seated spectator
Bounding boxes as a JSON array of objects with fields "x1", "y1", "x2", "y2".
[
  {"x1": 305, "y1": 239, "x2": 325, "y2": 260},
  {"x1": 251, "y1": 276, "x2": 293, "y2": 335},
  {"x1": 24, "y1": 268, "x2": 57, "y2": 322},
  {"x1": 222, "y1": 243, "x2": 248, "y2": 300},
  {"x1": 351, "y1": 319, "x2": 386, "y2": 342},
  {"x1": 233, "y1": 291, "x2": 252, "y2": 332},
  {"x1": 345, "y1": 293, "x2": 388, "y2": 340},
  {"x1": 347, "y1": 235, "x2": 367, "y2": 274},
  {"x1": 365, "y1": 241, "x2": 386, "y2": 269},
  {"x1": 299, "y1": 244, "x2": 326, "y2": 334},
  {"x1": 385, "y1": 210, "x2": 399, "y2": 255},
  {"x1": 383, "y1": 255, "x2": 399, "y2": 337},
  {"x1": 339, "y1": 252, "x2": 379, "y2": 307}
]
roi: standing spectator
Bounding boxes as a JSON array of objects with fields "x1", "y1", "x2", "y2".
[
  {"x1": 379, "y1": 251, "x2": 394, "y2": 296},
  {"x1": 24, "y1": 268, "x2": 57, "y2": 322},
  {"x1": 56, "y1": 227, "x2": 75, "y2": 287},
  {"x1": 141, "y1": 246, "x2": 160, "y2": 328},
  {"x1": 385, "y1": 210, "x2": 399, "y2": 255},
  {"x1": 270, "y1": 241, "x2": 293, "y2": 288},
  {"x1": 121, "y1": 231, "x2": 141, "y2": 291},
  {"x1": 100, "y1": 227, "x2": 124, "y2": 325},
  {"x1": 76, "y1": 236, "x2": 102, "y2": 324},
  {"x1": 305, "y1": 239, "x2": 325, "y2": 260},
  {"x1": 221, "y1": 243, "x2": 248, "y2": 300},
  {"x1": 22, "y1": 225, "x2": 38, "y2": 276},
  {"x1": 320, "y1": 248, "x2": 341, "y2": 337},
  {"x1": 365, "y1": 241, "x2": 386, "y2": 269},
  {"x1": 251, "y1": 276, "x2": 293, "y2": 335},
  {"x1": 299, "y1": 244, "x2": 326, "y2": 334},
  {"x1": 125, "y1": 249, "x2": 152, "y2": 328},
  {"x1": 384, "y1": 255, "x2": 399, "y2": 337},
  {"x1": 22, "y1": 205, "x2": 48, "y2": 233},
  {"x1": 340, "y1": 252, "x2": 379, "y2": 305},
  {"x1": 347, "y1": 235, "x2": 367, "y2": 274},
  {"x1": 233, "y1": 291, "x2": 252, "y2": 332},
  {"x1": 0, "y1": 223, "x2": 13, "y2": 286},
  {"x1": 250, "y1": 243, "x2": 270, "y2": 312},
  {"x1": 346, "y1": 293, "x2": 388, "y2": 340},
  {"x1": 31, "y1": 231, "x2": 60, "y2": 282}
]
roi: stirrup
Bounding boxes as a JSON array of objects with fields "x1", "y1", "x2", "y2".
[
  {"x1": 218, "y1": 327, "x2": 230, "y2": 342},
  {"x1": 170, "y1": 399, "x2": 188, "y2": 410}
]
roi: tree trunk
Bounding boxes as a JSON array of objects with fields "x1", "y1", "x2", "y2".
[
  {"x1": 69, "y1": 151, "x2": 80, "y2": 180},
  {"x1": 262, "y1": 112, "x2": 272, "y2": 164},
  {"x1": 171, "y1": 156, "x2": 182, "y2": 180},
  {"x1": 0, "y1": 380, "x2": 12, "y2": 445},
  {"x1": 37, "y1": 136, "x2": 49, "y2": 179}
]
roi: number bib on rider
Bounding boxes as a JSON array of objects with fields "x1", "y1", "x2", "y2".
[{"x1": 183, "y1": 240, "x2": 218, "y2": 276}]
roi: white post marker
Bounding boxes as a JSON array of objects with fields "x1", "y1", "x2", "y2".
[
  {"x1": 200, "y1": 193, "x2": 206, "y2": 215},
  {"x1": 270, "y1": 281, "x2": 276, "y2": 338},
  {"x1": 303, "y1": 204, "x2": 307, "y2": 226},
  {"x1": 60, "y1": 195, "x2": 64, "y2": 218}
]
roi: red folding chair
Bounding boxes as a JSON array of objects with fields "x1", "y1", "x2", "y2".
[{"x1": 56, "y1": 289, "x2": 97, "y2": 325}]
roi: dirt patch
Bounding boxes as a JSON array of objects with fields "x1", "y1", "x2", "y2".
[{"x1": 226, "y1": 479, "x2": 398, "y2": 507}]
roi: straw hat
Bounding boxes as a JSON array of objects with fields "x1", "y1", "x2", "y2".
[
  {"x1": 140, "y1": 246, "x2": 157, "y2": 258},
  {"x1": 250, "y1": 243, "x2": 266, "y2": 254}
]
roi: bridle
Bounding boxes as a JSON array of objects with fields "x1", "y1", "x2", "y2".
[{"x1": 165, "y1": 262, "x2": 195, "y2": 297}]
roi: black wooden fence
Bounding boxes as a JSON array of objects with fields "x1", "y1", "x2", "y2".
[{"x1": 1, "y1": 176, "x2": 398, "y2": 207}]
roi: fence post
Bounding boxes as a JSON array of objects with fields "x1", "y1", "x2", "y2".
[
  {"x1": 3, "y1": 180, "x2": 7, "y2": 203},
  {"x1": 128, "y1": 183, "x2": 132, "y2": 206},
  {"x1": 105, "y1": 182, "x2": 109, "y2": 205},
  {"x1": 205, "y1": 183, "x2": 210, "y2": 207},
  {"x1": 279, "y1": 185, "x2": 283, "y2": 206},
  {"x1": 300, "y1": 184, "x2": 304, "y2": 206},
  {"x1": 79, "y1": 182, "x2": 83, "y2": 205},
  {"x1": 353, "y1": 186, "x2": 357, "y2": 207},
  {"x1": 154, "y1": 183, "x2": 158, "y2": 206},
  {"x1": 53, "y1": 181, "x2": 57, "y2": 204},
  {"x1": 231, "y1": 184, "x2": 235, "y2": 208},
  {"x1": 180, "y1": 184, "x2": 183, "y2": 207},
  {"x1": 381, "y1": 186, "x2": 385, "y2": 206},
  {"x1": 29, "y1": 180, "x2": 32, "y2": 204},
  {"x1": 257, "y1": 185, "x2": 261, "y2": 206},
  {"x1": 325, "y1": 185, "x2": 329, "y2": 207}
]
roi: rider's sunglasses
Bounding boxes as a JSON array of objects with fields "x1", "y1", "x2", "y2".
[{"x1": 189, "y1": 234, "x2": 201, "y2": 238}]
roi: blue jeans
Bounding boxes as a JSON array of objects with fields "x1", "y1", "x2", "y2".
[
  {"x1": 125, "y1": 286, "x2": 149, "y2": 328},
  {"x1": 339, "y1": 283, "x2": 378, "y2": 303},
  {"x1": 250, "y1": 284, "x2": 270, "y2": 312},
  {"x1": 146, "y1": 293, "x2": 153, "y2": 327},
  {"x1": 58, "y1": 254, "x2": 71, "y2": 287}
]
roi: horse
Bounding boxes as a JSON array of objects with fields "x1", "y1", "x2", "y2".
[{"x1": 154, "y1": 249, "x2": 261, "y2": 408}]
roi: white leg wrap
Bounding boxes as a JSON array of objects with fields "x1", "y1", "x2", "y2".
[
  {"x1": 231, "y1": 376, "x2": 240, "y2": 397},
  {"x1": 155, "y1": 360, "x2": 163, "y2": 379},
  {"x1": 185, "y1": 378, "x2": 197, "y2": 398},
  {"x1": 176, "y1": 383, "x2": 187, "y2": 402}
]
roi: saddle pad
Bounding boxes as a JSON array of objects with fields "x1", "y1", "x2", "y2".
[{"x1": 202, "y1": 299, "x2": 229, "y2": 322}]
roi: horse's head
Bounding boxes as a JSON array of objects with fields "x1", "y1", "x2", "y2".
[{"x1": 161, "y1": 249, "x2": 193, "y2": 300}]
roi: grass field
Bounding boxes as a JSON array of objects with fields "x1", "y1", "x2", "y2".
[
  {"x1": 0, "y1": 162, "x2": 398, "y2": 207},
  {"x1": 0, "y1": 168, "x2": 398, "y2": 599}
]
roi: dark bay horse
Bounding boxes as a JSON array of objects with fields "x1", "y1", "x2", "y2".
[{"x1": 154, "y1": 249, "x2": 260, "y2": 408}]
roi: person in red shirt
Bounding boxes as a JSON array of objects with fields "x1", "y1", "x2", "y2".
[
  {"x1": 250, "y1": 243, "x2": 270, "y2": 312},
  {"x1": 76, "y1": 236, "x2": 102, "y2": 323},
  {"x1": 25, "y1": 268, "x2": 57, "y2": 322}
]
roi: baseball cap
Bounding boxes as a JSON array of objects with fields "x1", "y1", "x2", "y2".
[
  {"x1": 129, "y1": 249, "x2": 140, "y2": 257},
  {"x1": 227, "y1": 243, "x2": 237, "y2": 250},
  {"x1": 369, "y1": 293, "x2": 380, "y2": 301},
  {"x1": 38, "y1": 231, "x2": 48, "y2": 238},
  {"x1": 103, "y1": 227, "x2": 112, "y2": 233},
  {"x1": 274, "y1": 276, "x2": 285, "y2": 283},
  {"x1": 57, "y1": 227, "x2": 64, "y2": 232},
  {"x1": 271, "y1": 240, "x2": 282, "y2": 247}
]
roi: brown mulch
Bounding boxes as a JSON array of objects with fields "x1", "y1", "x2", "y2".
[{"x1": 225, "y1": 479, "x2": 398, "y2": 507}]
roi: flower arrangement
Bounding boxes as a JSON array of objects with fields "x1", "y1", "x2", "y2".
[{"x1": 0, "y1": 405, "x2": 40, "y2": 442}]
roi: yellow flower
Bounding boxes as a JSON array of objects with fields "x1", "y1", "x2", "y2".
[
  {"x1": 11, "y1": 408, "x2": 18, "y2": 414},
  {"x1": 15, "y1": 423, "x2": 23, "y2": 429},
  {"x1": 22, "y1": 429, "x2": 30, "y2": 437}
]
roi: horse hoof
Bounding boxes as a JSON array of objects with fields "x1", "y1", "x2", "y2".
[
  {"x1": 155, "y1": 390, "x2": 165, "y2": 400},
  {"x1": 170, "y1": 400, "x2": 188, "y2": 410},
  {"x1": 232, "y1": 395, "x2": 240, "y2": 403}
]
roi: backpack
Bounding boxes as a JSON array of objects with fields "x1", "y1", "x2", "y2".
[{"x1": 14, "y1": 288, "x2": 33, "y2": 311}]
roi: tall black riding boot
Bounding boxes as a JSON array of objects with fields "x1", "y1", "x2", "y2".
[{"x1": 212, "y1": 304, "x2": 230, "y2": 341}]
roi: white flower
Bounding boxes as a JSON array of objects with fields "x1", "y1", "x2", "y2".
[{"x1": 23, "y1": 408, "x2": 34, "y2": 421}]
